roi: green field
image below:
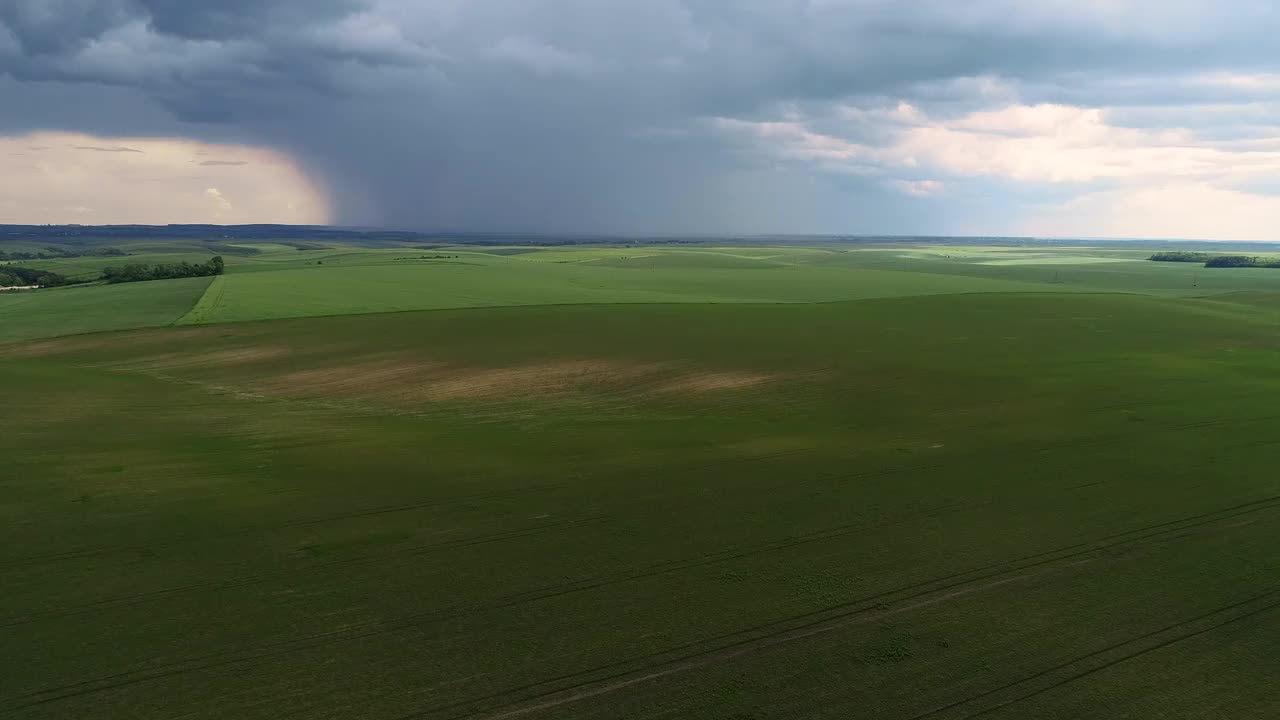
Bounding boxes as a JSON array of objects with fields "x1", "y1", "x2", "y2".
[
  {"x1": 4, "y1": 239, "x2": 1280, "y2": 718},
  {"x1": 179, "y1": 258, "x2": 1081, "y2": 324},
  {"x1": 13, "y1": 241, "x2": 1280, "y2": 340},
  {"x1": 0, "y1": 276, "x2": 213, "y2": 342}
]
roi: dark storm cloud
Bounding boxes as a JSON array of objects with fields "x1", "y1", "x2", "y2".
[
  {"x1": 138, "y1": 0, "x2": 362, "y2": 40},
  {"x1": 0, "y1": 0, "x2": 133, "y2": 55},
  {"x1": 3, "y1": 1, "x2": 1280, "y2": 233}
]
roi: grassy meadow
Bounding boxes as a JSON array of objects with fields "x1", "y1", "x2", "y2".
[{"x1": 3, "y1": 238, "x2": 1280, "y2": 718}]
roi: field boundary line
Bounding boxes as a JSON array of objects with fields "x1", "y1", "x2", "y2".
[
  {"x1": 76, "y1": 290, "x2": 1154, "y2": 338},
  {"x1": 170, "y1": 271, "x2": 222, "y2": 325}
]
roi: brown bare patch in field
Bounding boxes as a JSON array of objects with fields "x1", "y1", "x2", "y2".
[
  {"x1": 263, "y1": 357, "x2": 434, "y2": 399},
  {"x1": 1, "y1": 326, "x2": 241, "y2": 360},
  {"x1": 0, "y1": 336, "x2": 114, "y2": 358},
  {"x1": 137, "y1": 326, "x2": 235, "y2": 343},
  {"x1": 114, "y1": 347, "x2": 289, "y2": 371},
  {"x1": 420, "y1": 360, "x2": 666, "y2": 400},
  {"x1": 262, "y1": 357, "x2": 664, "y2": 402},
  {"x1": 656, "y1": 371, "x2": 777, "y2": 394},
  {"x1": 252, "y1": 354, "x2": 790, "y2": 405}
]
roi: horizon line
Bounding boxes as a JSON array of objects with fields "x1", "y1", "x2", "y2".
[{"x1": 3, "y1": 223, "x2": 1280, "y2": 244}]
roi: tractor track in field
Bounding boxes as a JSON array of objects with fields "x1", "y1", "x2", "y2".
[
  {"x1": 1, "y1": 499, "x2": 983, "y2": 711},
  {"x1": 11, "y1": 493, "x2": 1275, "y2": 717},
  {"x1": 474, "y1": 574, "x2": 1038, "y2": 720},
  {"x1": 386, "y1": 494, "x2": 1280, "y2": 720},
  {"x1": 906, "y1": 588, "x2": 1280, "y2": 720},
  {"x1": 8, "y1": 435, "x2": 1280, "y2": 713},
  {"x1": 0, "y1": 452, "x2": 965, "y2": 629},
  {"x1": 1024, "y1": 411, "x2": 1280, "y2": 455}
]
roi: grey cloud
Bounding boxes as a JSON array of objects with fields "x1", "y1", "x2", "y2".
[
  {"x1": 199, "y1": 160, "x2": 248, "y2": 166},
  {"x1": 73, "y1": 144, "x2": 143, "y2": 152},
  {"x1": 137, "y1": 0, "x2": 363, "y2": 40},
  {"x1": 5, "y1": 1, "x2": 1280, "y2": 233},
  {"x1": 0, "y1": 0, "x2": 133, "y2": 55}
]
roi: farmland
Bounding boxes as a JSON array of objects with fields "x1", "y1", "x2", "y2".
[
  {"x1": 3, "y1": 238, "x2": 1280, "y2": 718},
  {"x1": 10, "y1": 240, "x2": 1280, "y2": 340},
  {"x1": 0, "y1": 275, "x2": 213, "y2": 342}
]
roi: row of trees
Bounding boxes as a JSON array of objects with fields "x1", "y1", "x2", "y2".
[
  {"x1": 0, "y1": 266, "x2": 72, "y2": 288},
  {"x1": 0, "y1": 246, "x2": 126, "y2": 261},
  {"x1": 101, "y1": 256, "x2": 224, "y2": 284},
  {"x1": 1149, "y1": 251, "x2": 1210, "y2": 263},
  {"x1": 1150, "y1": 252, "x2": 1280, "y2": 269},
  {"x1": 1, "y1": 255, "x2": 225, "y2": 289},
  {"x1": 1204, "y1": 255, "x2": 1280, "y2": 269}
]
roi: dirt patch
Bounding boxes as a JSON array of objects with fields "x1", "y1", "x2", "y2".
[
  {"x1": 112, "y1": 347, "x2": 289, "y2": 371},
  {"x1": 0, "y1": 336, "x2": 115, "y2": 358},
  {"x1": 264, "y1": 358, "x2": 662, "y2": 402},
  {"x1": 0, "y1": 326, "x2": 243, "y2": 360},
  {"x1": 657, "y1": 371, "x2": 776, "y2": 394},
  {"x1": 421, "y1": 360, "x2": 666, "y2": 401},
  {"x1": 256, "y1": 355, "x2": 786, "y2": 405},
  {"x1": 266, "y1": 358, "x2": 437, "y2": 400}
]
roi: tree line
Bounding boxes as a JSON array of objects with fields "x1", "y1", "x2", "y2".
[
  {"x1": 1150, "y1": 252, "x2": 1280, "y2": 269},
  {"x1": 2, "y1": 255, "x2": 225, "y2": 289},
  {"x1": 1148, "y1": 251, "x2": 1210, "y2": 263},
  {"x1": 101, "y1": 256, "x2": 224, "y2": 284},
  {"x1": 1203, "y1": 255, "x2": 1280, "y2": 269},
  {"x1": 0, "y1": 246, "x2": 126, "y2": 261},
  {"x1": 0, "y1": 266, "x2": 77, "y2": 288}
]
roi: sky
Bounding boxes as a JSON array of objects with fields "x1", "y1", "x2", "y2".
[{"x1": 2, "y1": 1, "x2": 1280, "y2": 239}]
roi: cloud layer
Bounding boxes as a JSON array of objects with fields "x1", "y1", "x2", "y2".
[
  {"x1": 3, "y1": 1, "x2": 1280, "y2": 236},
  {"x1": 0, "y1": 132, "x2": 329, "y2": 224}
]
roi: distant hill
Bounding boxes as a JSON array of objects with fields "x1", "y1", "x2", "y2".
[
  {"x1": 4, "y1": 225, "x2": 1280, "y2": 250},
  {"x1": 0, "y1": 224, "x2": 430, "y2": 245}
]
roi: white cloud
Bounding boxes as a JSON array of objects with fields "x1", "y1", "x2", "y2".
[
  {"x1": 1022, "y1": 183, "x2": 1280, "y2": 241},
  {"x1": 205, "y1": 187, "x2": 233, "y2": 218},
  {"x1": 0, "y1": 132, "x2": 331, "y2": 224},
  {"x1": 721, "y1": 101, "x2": 1280, "y2": 184},
  {"x1": 1189, "y1": 72, "x2": 1280, "y2": 92},
  {"x1": 888, "y1": 179, "x2": 944, "y2": 196},
  {"x1": 712, "y1": 96, "x2": 1280, "y2": 238},
  {"x1": 892, "y1": 104, "x2": 1220, "y2": 183}
]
